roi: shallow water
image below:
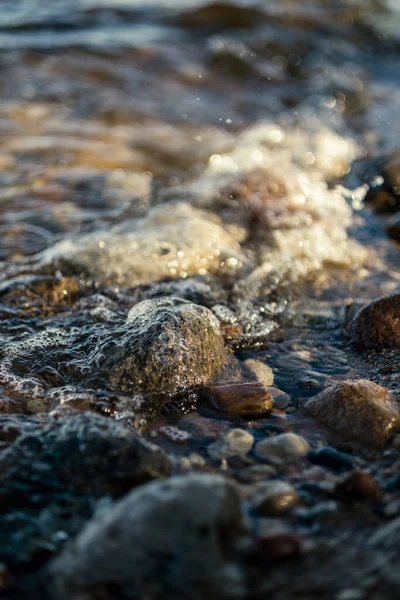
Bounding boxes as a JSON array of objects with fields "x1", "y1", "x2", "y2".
[{"x1": 0, "y1": 0, "x2": 400, "y2": 596}]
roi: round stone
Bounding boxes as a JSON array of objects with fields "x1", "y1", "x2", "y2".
[
  {"x1": 250, "y1": 480, "x2": 298, "y2": 515},
  {"x1": 255, "y1": 433, "x2": 310, "y2": 464},
  {"x1": 306, "y1": 379, "x2": 400, "y2": 447},
  {"x1": 208, "y1": 428, "x2": 254, "y2": 461}
]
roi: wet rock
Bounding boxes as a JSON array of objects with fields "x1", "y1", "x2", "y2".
[
  {"x1": 365, "y1": 150, "x2": 400, "y2": 213},
  {"x1": 48, "y1": 473, "x2": 245, "y2": 600},
  {"x1": 306, "y1": 379, "x2": 400, "y2": 447},
  {"x1": 335, "y1": 470, "x2": 381, "y2": 503},
  {"x1": 40, "y1": 202, "x2": 245, "y2": 287},
  {"x1": 250, "y1": 480, "x2": 298, "y2": 516},
  {"x1": 256, "y1": 532, "x2": 303, "y2": 563},
  {"x1": 255, "y1": 433, "x2": 310, "y2": 464},
  {"x1": 244, "y1": 359, "x2": 274, "y2": 387},
  {"x1": 109, "y1": 297, "x2": 227, "y2": 395},
  {"x1": 208, "y1": 428, "x2": 254, "y2": 461},
  {"x1": 387, "y1": 213, "x2": 400, "y2": 241},
  {"x1": 347, "y1": 292, "x2": 400, "y2": 350},
  {"x1": 308, "y1": 447, "x2": 354, "y2": 472},
  {"x1": 270, "y1": 388, "x2": 291, "y2": 410},
  {"x1": 0, "y1": 411, "x2": 171, "y2": 564},
  {"x1": 202, "y1": 382, "x2": 273, "y2": 417}
]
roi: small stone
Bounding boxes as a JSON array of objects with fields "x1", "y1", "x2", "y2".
[
  {"x1": 208, "y1": 428, "x2": 254, "y2": 461},
  {"x1": 256, "y1": 532, "x2": 303, "y2": 563},
  {"x1": 270, "y1": 387, "x2": 291, "y2": 410},
  {"x1": 306, "y1": 380, "x2": 400, "y2": 447},
  {"x1": 308, "y1": 447, "x2": 354, "y2": 472},
  {"x1": 335, "y1": 470, "x2": 381, "y2": 503},
  {"x1": 109, "y1": 297, "x2": 227, "y2": 395},
  {"x1": 0, "y1": 563, "x2": 11, "y2": 589},
  {"x1": 347, "y1": 293, "x2": 400, "y2": 350},
  {"x1": 202, "y1": 382, "x2": 273, "y2": 417},
  {"x1": 48, "y1": 474, "x2": 245, "y2": 600},
  {"x1": 387, "y1": 213, "x2": 400, "y2": 241},
  {"x1": 250, "y1": 480, "x2": 298, "y2": 515},
  {"x1": 255, "y1": 433, "x2": 310, "y2": 464},
  {"x1": 244, "y1": 359, "x2": 274, "y2": 386}
]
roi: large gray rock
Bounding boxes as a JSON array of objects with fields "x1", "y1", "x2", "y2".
[
  {"x1": 108, "y1": 296, "x2": 228, "y2": 394},
  {"x1": 48, "y1": 473, "x2": 245, "y2": 600}
]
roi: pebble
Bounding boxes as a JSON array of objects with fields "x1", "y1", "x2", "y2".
[
  {"x1": 309, "y1": 447, "x2": 354, "y2": 472},
  {"x1": 306, "y1": 379, "x2": 400, "y2": 447},
  {"x1": 386, "y1": 213, "x2": 400, "y2": 241},
  {"x1": 208, "y1": 428, "x2": 254, "y2": 461},
  {"x1": 335, "y1": 470, "x2": 381, "y2": 503},
  {"x1": 347, "y1": 292, "x2": 400, "y2": 350},
  {"x1": 109, "y1": 297, "x2": 227, "y2": 395},
  {"x1": 255, "y1": 433, "x2": 310, "y2": 464},
  {"x1": 256, "y1": 532, "x2": 303, "y2": 563},
  {"x1": 202, "y1": 381, "x2": 273, "y2": 417},
  {"x1": 270, "y1": 387, "x2": 291, "y2": 410},
  {"x1": 250, "y1": 480, "x2": 298, "y2": 515},
  {"x1": 48, "y1": 474, "x2": 245, "y2": 600},
  {"x1": 244, "y1": 359, "x2": 274, "y2": 386}
]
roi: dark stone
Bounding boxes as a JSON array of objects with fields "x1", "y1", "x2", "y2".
[
  {"x1": 0, "y1": 411, "x2": 171, "y2": 566},
  {"x1": 308, "y1": 447, "x2": 354, "y2": 472},
  {"x1": 347, "y1": 292, "x2": 400, "y2": 350},
  {"x1": 387, "y1": 213, "x2": 400, "y2": 241},
  {"x1": 335, "y1": 470, "x2": 381, "y2": 503}
]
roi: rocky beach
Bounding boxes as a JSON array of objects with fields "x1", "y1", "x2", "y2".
[{"x1": 0, "y1": 1, "x2": 400, "y2": 598}]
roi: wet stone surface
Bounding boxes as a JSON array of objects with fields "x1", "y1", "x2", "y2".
[{"x1": 0, "y1": 1, "x2": 400, "y2": 599}]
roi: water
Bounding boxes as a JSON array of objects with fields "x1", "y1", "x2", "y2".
[{"x1": 0, "y1": 0, "x2": 400, "y2": 595}]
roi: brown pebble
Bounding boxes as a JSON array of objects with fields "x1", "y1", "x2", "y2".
[
  {"x1": 306, "y1": 379, "x2": 400, "y2": 447},
  {"x1": 347, "y1": 292, "x2": 400, "y2": 350},
  {"x1": 202, "y1": 382, "x2": 273, "y2": 417},
  {"x1": 335, "y1": 470, "x2": 381, "y2": 503},
  {"x1": 0, "y1": 563, "x2": 11, "y2": 589},
  {"x1": 257, "y1": 533, "x2": 303, "y2": 563}
]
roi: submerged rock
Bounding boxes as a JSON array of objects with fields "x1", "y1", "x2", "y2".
[
  {"x1": 109, "y1": 297, "x2": 228, "y2": 395},
  {"x1": 306, "y1": 380, "x2": 400, "y2": 447},
  {"x1": 347, "y1": 292, "x2": 400, "y2": 350},
  {"x1": 39, "y1": 202, "x2": 246, "y2": 287},
  {"x1": 48, "y1": 473, "x2": 245, "y2": 600}
]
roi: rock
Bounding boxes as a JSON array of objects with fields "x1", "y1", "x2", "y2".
[
  {"x1": 255, "y1": 433, "x2": 310, "y2": 464},
  {"x1": 270, "y1": 388, "x2": 291, "y2": 410},
  {"x1": 308, "y1": 447, "x2": 354, "y2": 472},
  {"x1": 109, "y1": 297, "x2": 228, "y2": 395},
  {"x1": 347, "y1": 292, "x2": 400, "y2": 350},
  {"x1": 387, "y1": 213, "x2": 400, "y2": 241},
  {"x1": 244, "y1": 359, "x2": 274, "y2": 386},
  {"x1": 306, "y1": 380, "x2": 400, "y2": 447},
  {"x1": 40, "y1": 202, "x2": 246, "y2": 287},
  {"x1": 208, "y1": 428, "x2": 254, "y2": 461},
  {"x1": 335, "y1": 470, "x2": 381, "y2": 503},
  {"x1": 47, "y1": 474, "x2": 245, "y2": 600},
  {"x1": 365, "y1": 150, "x2": 400, "y2": 213},
  {"x1": 0, "y1": 411, "x2": 172, "y2": 564},
  {"x1": 256, "y1": 532, "x2": 303, "y2": 563},
  {"x1": 250, "y1": 480, "x2": 298, "y2": 515},
  {"x1": 202, "y1": 382, "x2": 273, "y2": 417}
]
